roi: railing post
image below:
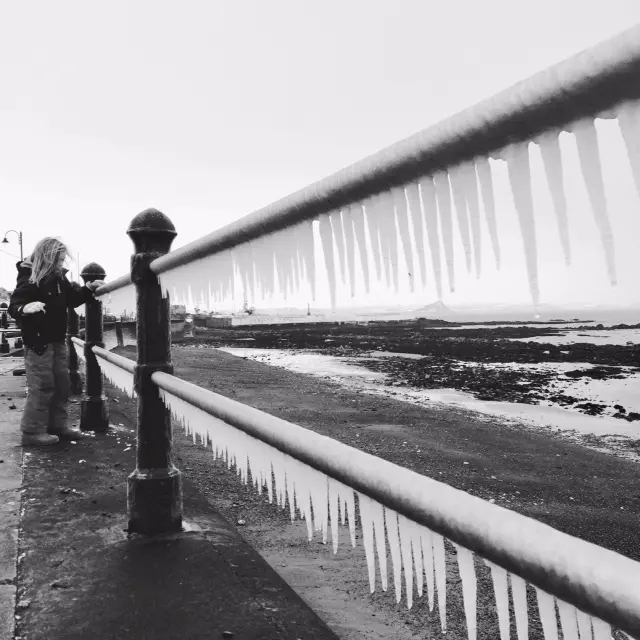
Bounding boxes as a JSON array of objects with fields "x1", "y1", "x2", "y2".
[
  {"x1": 67, "y1": 308, "x2": 83, "y2": 395},
  {"x1": 127, "y1": 208, "x2": 182, "y2": 535},
  {"x1": 80, "y1": 263, "x2": 110, "y2": 432},
  {"x1": 115, "y1": 319, "x2": 124, "y2": 348}
]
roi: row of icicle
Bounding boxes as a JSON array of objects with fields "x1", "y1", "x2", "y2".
[
  {"x1": 82, "y1": 346, "x2": 621, "y2": 640},
  {"x1": 140, "y1": 100, "x2": 640, "y2": 316}
]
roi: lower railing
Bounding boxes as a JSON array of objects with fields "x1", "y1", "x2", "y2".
[{"x1": 71, "y1": 331, "x2": 640, "y2": 640}]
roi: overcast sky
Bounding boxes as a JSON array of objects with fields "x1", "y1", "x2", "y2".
[{"x1": 1, "y1": 1, "x2": 640, "y2": 311}]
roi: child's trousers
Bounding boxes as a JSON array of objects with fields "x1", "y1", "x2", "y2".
[{"x1": 21, "y1": 342, "x2": 71, "y2": 435}]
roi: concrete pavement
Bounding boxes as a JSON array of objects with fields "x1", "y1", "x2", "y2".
[
  {"x1": 0, "y1": 357, "x2": 339, "y2": 640},
  {"x1": 0, "y1": 357, "x2": 25, "y2": 640}
]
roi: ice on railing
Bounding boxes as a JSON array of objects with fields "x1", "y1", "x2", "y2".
[
  {"x1": 157, "y1": 386, "x2": 626, "y2": 640},
  {"x1": 433, "y1": 170, "x2": 456, "y2": 293},
  {"x1": 98, "y1": 284, "x2": 136, "y2": 319},
  {"x1": 449, "y1": 164, "x2": 474, "y2": 275},
  {"x1": 573, "y1": 118, "x2": 617, "y2": 286},
  {"x1": 538, "y1": 131, "x2": 572, "y2": 266},
  {"x1": 618, "y1": 101, "x2": 640, "y2": 200},
  {"x1": 505, "y1": 142, "x2": 540, "y2": 309},
  {"x1": 475, "y1": 156, "x2": 500, "y2": 270},
  {"x1": 94, "y1": 353, "x2": 136, "y2": 398},
  {"x1": 392, "y1": 187, "x2": 415, "y2": 292}
]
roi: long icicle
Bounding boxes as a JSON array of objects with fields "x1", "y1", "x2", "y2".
[
  {"x1": 433, "y1": 171, "x2": 456, "y2": 293},
  {"x1": 364, "y1": 196, "x2": 384, "y2": 285},
  {"x1": 484, "y1": 560, "x2": 510, "y2": 640},
  {"x1": 454, "y1": 544, "x2": 478, "y2": 640},
  {"x1": 351, "y1": 203, "x2": 371, "y2": 294},
  {"x1": 331, "y1": 210, "x2": 348, "y2": 286},
  {"x1": 342, "y1": 206, "x2": 357, "y2": 297},
  {"x1": 398, "y1": 514, "x2": 415, "y2": 609},
  {"x1": 474, "y1": 156, "x2": 501, "y2": 269},
  {"x1": 384, "y1": 507, "x2": 403, "y2": 604},
  {"x1": 392, "y1": 187, "x2": 416, "y2": 292},
  {"x1": 573, "y1": 118, "x2": 617, "y2": 286},
  {"x1": 460, "y1": 161, "x2": 483, "y2": 278},
  {"x1": 505, "y1": 142, "x2": 540, "y2": 310},
  {"x1": 358, "y1": 493, "x2": 378, "y2": 593},
  {"x1": 405, "y1": 182, "x2": 428, "y2": 289},
  {"x1": 418, "y1": 176, "x2": 444, "y2": 299},
  {"x1": 535, "y1": 588, "x2": 559, "y2": 640},
  {"x1": 318, "y1": 214, "x2": 338, "y2": 309},
  {"x1": 448, "y1": 165, "x2": 473, "y2": 274},
  {"x1": 537, "y1": 131, "x2": 572, "y2": 266},
  {"x1": 617, "y1": 101, "x2": 640, "y2": 202}
]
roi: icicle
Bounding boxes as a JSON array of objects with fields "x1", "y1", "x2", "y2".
[
  {"x1": 358, "y1": 493, "x2": 378, "y2": 593},
  {"x1": 342, "y1": 206, "x2": 357, "y2": 297},
  {"x1": 378, "y1": 190, "x2": 400, "y2": 292},
  {"x1": 617, "y1": 101, "x2": 640, "y2": 201},
  {"x1": 484, "y1": 561, "x2": 509, "y2": 640},
  {"x1": 590, "y1": 619, "x2": 611, "y2": 640},
  {"x1": 420, "y1": 527, "x2": 435, "y2": 612},
  {"x1": 460, "y1": 161, "x2": 483, "y2": 277},
  {"x1": 351, "y1": 203, "x2": 370, "y2": 294},
  {"x1": 418, "y1": 176, "x2": 444, "y2": 299},
  {"x1": 304, "y1": 219, "x2": 318, "y2": 302},
  {"x1": 505, "y1": 142, "x2": 540, "y2": 309},
  {"x1": 342, "y1": 486, "x2": 357, "y2": 547},
  {"x1": 397, "y1": 514, "x2": 415, "y2": 609},
  {"x1": 510, "y1": 574, "x2": 528, "y2": 640},
  {"x1": 318, "y1": 214, "x2": 338, "y2": 308},
  {"x1": 328, "y1": 477, "x2": 341, "y2": 554},
  {"x1": 475, "y1": 156, "x2": 501, "y2": 269},
  {"x1": 94, "y1": 354, "x2": 136, "y2": 398},
  {"x1": 384, "y1": 507, "x2": 403, "y2": 603},
  {"x1": 432, "y1": 532, "x2": 447, "y2": 632},
  {"x1": 405, "y1": 182, "x2": 428, "y2": 288},
  {"x1": 363, "y1": 196, "x2": 384, "y2": 285},
  {"x1": 454, "y1": 544, "x2": 477, "y2": 640},
  {"x1": 448, "y1": 165, "x2": 473, "y2": 274},
  {"x1": 408, "y1": 520, "x2": 423, "y2": 599},
  {"x1": 309, "y1": 472, "x2": 329, "y2": 543},
  {"x1": 537, "y1": 131, "x2": 571, "y2": 266},
  {"x1": 576, "y1": 610, "x2": 593, "y2": 640},
  {"x1": 557, "y1": 601, "x2": 580, "y2": 640},
  {"x1": 392, "y1": 187, "x2": 415, "y2": 292},
  {"x1": 535, "y1": 588, "x2": 559, "y2": 640},
  {"x1": 283, "y1": 455, "x2": 296, "y2": 522},
  {"x1": 371, "y1": 499, "x2": 388, "y2": 592},
  {"x1": 573, "y1": 118, "x2": 617, "y2": 286},
  {"x1": 433, "y1": 171, "x2": 456, "y2": 293},
  {"x1": 330, "y1": 210, "x2": 348, "y2": 286}
]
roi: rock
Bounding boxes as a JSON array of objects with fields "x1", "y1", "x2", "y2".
[
  {"x1": 50, "y1": 580, "x2": 71, "y2": 589},
  {"x1": 237, "y1": 519, "x2": 246, "y2": 526},
  {"x1": 8, "y1": 404, "x2": 16, "y2": 410}
]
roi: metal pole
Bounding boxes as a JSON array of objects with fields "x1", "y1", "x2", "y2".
[
  {"x1": 19, "y1": 232, "x2": 23, "y2": 262},
  {"x1": 80, "y1": 262, "x2": 109, "y2": 431},
  {"x1": 127, "y1": 208, "x2": 182, "y2": 535}
]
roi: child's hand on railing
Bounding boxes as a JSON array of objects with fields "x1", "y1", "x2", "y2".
[
  {"x1": 22, "y1": 301, "x2": 46, "y2": 314},
  {"x1": 86, "y1": 280, "x2": 106, "y2": 292}
]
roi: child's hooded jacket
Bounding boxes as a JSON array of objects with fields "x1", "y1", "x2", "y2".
[{"x1": 8, "y1": 260, "x2": 93, "y2": 354}]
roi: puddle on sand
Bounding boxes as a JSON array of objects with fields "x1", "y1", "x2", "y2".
[{"x1": 217, "y1": 347, "x2": 640, "y2": 460}]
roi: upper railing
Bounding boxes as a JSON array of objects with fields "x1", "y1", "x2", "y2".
[
  {"x1": 75, "y1": 23, "x2": 640, "y2": 640},
  {"x1": 95, "y1": 22, "x2": 640, "y2": 302}
]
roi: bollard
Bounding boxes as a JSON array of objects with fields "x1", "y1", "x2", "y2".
[
  {"x1": 67, "y1": 307, "x2": 83, "y2": 395},
  {"x1": 115, "y1": 319, "x2": 124, "y2": 347},
  {"x1": 0, "y1": 332, "x2": 9, "y2": 354},
  {"x1": 80, "y1": 263, "x2": 109, "y2": 431},
  {"x1": 127, "y1": 208, "x2": 182, "y2": 535}
]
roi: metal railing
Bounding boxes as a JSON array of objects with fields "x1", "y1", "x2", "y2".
[{"x1": 73, "y1": 23, "x2": 640, "y2": 639}]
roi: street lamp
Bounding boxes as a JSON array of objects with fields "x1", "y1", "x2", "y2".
[{"x1": 2, "y1": 230, "x2": 23, "y2": 261}]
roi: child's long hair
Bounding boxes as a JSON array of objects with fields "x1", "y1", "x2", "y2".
[{"x1": 28, "y1": 237, "x2": 68, "y2": 287}]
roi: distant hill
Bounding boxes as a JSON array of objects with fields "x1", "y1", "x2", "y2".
[{"x1": 413, "y1": 300, "x2": 456, "y2": 318}]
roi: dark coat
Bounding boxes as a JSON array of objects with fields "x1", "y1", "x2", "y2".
[{"x1": 8, "y1": 260, "x2": 93, "y2": 354}]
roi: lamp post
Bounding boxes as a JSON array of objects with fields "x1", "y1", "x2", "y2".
[{"x1": 2, "y1": 230, "x2": 23, "y2": 261}]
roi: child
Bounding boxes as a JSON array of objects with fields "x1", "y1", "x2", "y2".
[{"x1": 8, "y1": 238, "x2": 105, "y2": 445}]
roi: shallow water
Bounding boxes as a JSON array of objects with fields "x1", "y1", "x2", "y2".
[{"x1": 216, "y1": 347, "x2": 640, "y2": 442}]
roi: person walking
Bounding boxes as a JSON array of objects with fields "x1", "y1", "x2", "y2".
[{"x1": 8, "y1": 237, "x2": 105, "y2": 445}]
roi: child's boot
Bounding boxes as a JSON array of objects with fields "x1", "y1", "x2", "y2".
[{"x1": 22, "y1": 433, "x2": 59, "y2": 446}]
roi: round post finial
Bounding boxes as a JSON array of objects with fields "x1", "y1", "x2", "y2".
[
  {"x1": 127, "y1": 208, "x2": 177, "y2": 255},
  {"x1": 80, "y1": 262, "x2": 107, "y2": 284}
]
